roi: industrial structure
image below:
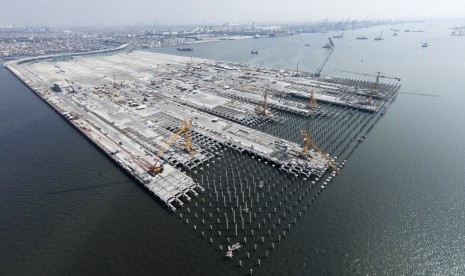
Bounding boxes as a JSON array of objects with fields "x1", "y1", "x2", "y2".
[{"x1": 5, "y1": 49, "x2": 400, "y2": 274}]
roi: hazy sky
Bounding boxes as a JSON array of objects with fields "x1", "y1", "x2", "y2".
[{"x1": 1, "y1": 0, "x2": 465, "y2": 26}]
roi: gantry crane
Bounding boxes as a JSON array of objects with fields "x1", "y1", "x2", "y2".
[
  {"x1": 254, "y1": 90, "x2": 271, "y2": 116},
  {"x1": 335, "y1": 70, "x2": 400, "y2": 103},
  {"x1": 300, "y1": 129, "x2": 340, "y2": 174},
  {"x1": 309, "y1": 90, "x2": 317, "y2": 109},
  {"x1": 148, "y1": 119, "x2": 195, "y2": 175}
]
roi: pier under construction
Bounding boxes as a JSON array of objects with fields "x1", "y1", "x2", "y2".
[{"x1": 5, "y1": 50, "x2": 400, "y2": 273}]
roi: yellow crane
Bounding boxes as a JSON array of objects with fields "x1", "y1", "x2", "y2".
[
  {"x1": 309, "y1": 90, "x2": 317, "y2": 109},
  {"x1": 255, "y1": 91, "x2": 271, "y2": 116},
  {"x1": 149, "y1": 119, "x2": 195, "y2": 175},
  {"x1": 300, "y1": 129, "x2": 340, "y2": 174}
]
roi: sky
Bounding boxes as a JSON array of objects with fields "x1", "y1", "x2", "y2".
[{"x1": 1, "y1": 0, "x2": 465, "y2": 27}]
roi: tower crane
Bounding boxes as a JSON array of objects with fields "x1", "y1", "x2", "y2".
[
  {"x1": 300, "y1": 129, "x2": 340, "y2": 174},
  {"x1": 335, "y1": 70, "x2": 400, "y2": 104},
  {"x1": 336, "y1": 70, "x2": 400, "y2": 89},
  {"x1": 148, "y1": 119, "x2": 195, "y2": 175}
]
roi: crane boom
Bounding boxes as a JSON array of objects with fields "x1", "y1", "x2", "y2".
[
  {"x1": 156, "y1": 119, "x2": 193, "y2": 158},
  {"x1": 335, "y1": 70, "x2": 400, "y2": 81},
  {"x1": 301, "y1": 130, "x2": 340, "y2": 174},
  {"x1": 315, "y1": 47, "x2": 334, "y2": 77},
  {"x1": 64, "y1": 79, "x2": 75, "y2": 92},
  {"x1": 334, "y1": 69, "x2": 400, "y2": 103},
  {"x1": 149, "y1": 119, "x2": 194, "y2": 175}
]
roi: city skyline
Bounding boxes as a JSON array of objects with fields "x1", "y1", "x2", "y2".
[{"x1": 1, "y1": 0, "x2": 465, "y2": 27}]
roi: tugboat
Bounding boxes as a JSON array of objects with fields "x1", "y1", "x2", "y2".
[
  {"x1": 177, "y1": 47, "x2": 193, "y2": 51},
  {"x1": 250, "y1": 50, "x2": 259, "y2": 54}
]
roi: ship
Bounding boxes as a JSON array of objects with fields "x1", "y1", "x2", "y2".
[
  {"x1": 177, "y1": 47, "x2": 193, "y2": 51},
  {"x1": 332, "y1": 32, "x2": 344, "y2": 39},
  {"x1": 250, "y1": 50, "x2": 258, "y2": 54},
  {"x1": 374, "y1": 31, "x2": 384, "y2": 41},
  {"x1": 356, "y1": 36, "x2": 368, "y2": 40},
  {"x1": 422, "y1": 42, "x2": 428, "y2": 48},
  {"x1": 451, "y1": 27, "x2": 465, "y2": 36},
  {"x1": 305, "y1": 43, "x2": 310, "y2": 46}
]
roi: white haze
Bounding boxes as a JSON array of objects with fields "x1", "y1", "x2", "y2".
[{"x1": 1, "y1": 0, "x2": 465, "y2": 26}]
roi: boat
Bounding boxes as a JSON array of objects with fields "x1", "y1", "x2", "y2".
[
  {"x1": 177, "y1": 47, "x2": 193, "y2": 51},
  {"x1": 225, "y1": 250, "x2": 233, "y2": 258},
  {"x1": 332, "y1": 32, "x2": 344, "y2": 39},
  {"x1": 374, "y1": 31, "x2": 384, "y2": 41},
  {"x1": 305, "y1": 43, "x2": 310, "y2": 46},
  {"x1": 451, "y1": 27, "x2": 465, "y2": 36},
  {"x1": 393, "y1": 31, "x2": 398, "y2": 36},
  {"x1": 228, "y1": 243, "x2": 242, "y2": 251},
  {"x1": 422, "y1": 42, "x2": 428, "y2": 48},
  {"x1": 250, "y1": 50, "x2": 258, "y2": 54},
  {"x1": 356, "y1": 36, "x2": 368, "y2": 40}
]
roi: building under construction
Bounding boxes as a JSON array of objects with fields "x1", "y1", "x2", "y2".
[{"x1": 5, "y1": 50, "x2": 400, "y2": 273}]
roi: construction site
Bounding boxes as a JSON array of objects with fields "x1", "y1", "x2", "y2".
[{"x1": 5, "y1": 49, "x2": 400, "y2": 273}]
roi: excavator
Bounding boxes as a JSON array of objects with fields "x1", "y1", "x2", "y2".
[
  {"x1": 301, "y1": 129, "x2": 340, "y2": 174},
  {"x1": 148, "y1": 119, "x2": 195, "y2": 175}
]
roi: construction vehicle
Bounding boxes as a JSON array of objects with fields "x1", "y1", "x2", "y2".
[
  {"x1": 335, "y1": 70, "x2": 400, "y2": 104},
  {"x1": 315, "y1": 39, "x2": 335, "y2": 77},
  {"x1": 148, "y1": 119, "x2": 195, "y2": 175},
  {"x1": 309, "y1": 90, "x2": 317, "y2": 109},
  {"x1": 300, "y1": 129, "x2": 340, "y2": 174},
  {"x1": 254, "y1": 90, "x2": 271, "y2": 116}
]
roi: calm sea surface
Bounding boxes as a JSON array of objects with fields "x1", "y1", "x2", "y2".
[{"x1": 1, "y1": 21, "x2": 465, "y2": 275}]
